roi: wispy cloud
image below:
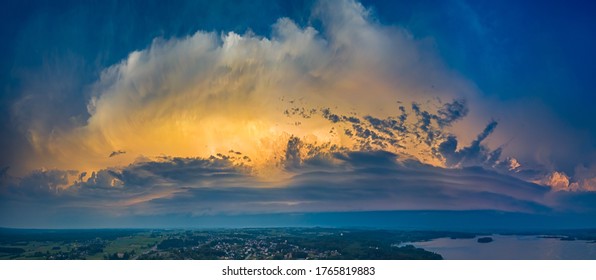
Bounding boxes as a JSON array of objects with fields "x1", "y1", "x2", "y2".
[{"x1": 108, "y1": 150, "x2": 126, "y2": 158}]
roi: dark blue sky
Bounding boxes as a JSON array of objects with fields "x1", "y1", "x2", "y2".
[{"x1": 365, "y1": 0, "x2": 596, "y2": 131}]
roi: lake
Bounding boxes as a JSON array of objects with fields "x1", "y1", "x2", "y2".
[{"x1": 406, "y1": 235, "x2": 596, "y2": 260}]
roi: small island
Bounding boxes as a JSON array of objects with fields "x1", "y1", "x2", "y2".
[{"x1": 477, "y1": 237, "x2": 494, "y2": 243}]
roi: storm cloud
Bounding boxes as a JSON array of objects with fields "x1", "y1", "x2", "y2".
[
  {"x1": 0, "y1": 0, "x2": 595, "y2": 227},
  {"x1": 0, "y1": 150, "x2": 561, "y2": 227}
]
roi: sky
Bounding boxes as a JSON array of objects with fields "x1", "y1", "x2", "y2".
[{"x1": 0, "y1": 0, "x2": 595, "y2": 229}]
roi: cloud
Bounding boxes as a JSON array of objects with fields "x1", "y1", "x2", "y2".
[
  {"x1": 1, "y1": 0, "x2": 595, "y2": 227},
  {"x1": 4, "y1": 0, "x2": 592, "y2": 186},
  {"x1": 541, "y1": 171, "x2": 573, "y2": 191},
  {"x1": 438, "y1": 120, "x2": 498, "y2": 167},
  {"x1": 0, "y1": 150, "x2": 558, "y2": 225},
  {"x1": 6, "y1": 0, "x2": 478, "y2": 177},
  {"x1": 108, "y1": 150, "x2": 126, "y2": 158},
  {"x1": 4, "y1": 140, "x2": 596, "y2": 228},
  {"x1": 547, "y1": 191, "x2": 596, "y2": 214},
  {"x1": 540, "y1": 170, "x2": 596, "y2": 192},
  {"x1": 1, "y1": 169, "x2": 77, "y2": 197}
]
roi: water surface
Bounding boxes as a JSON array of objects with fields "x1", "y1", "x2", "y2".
[{"x1": 407, "y1": 235, "x2": 596, "y2": 260}]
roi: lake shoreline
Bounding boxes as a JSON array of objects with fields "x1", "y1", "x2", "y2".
[{"x1": 405, "y1": 234, "x2": 596, "y2": 260}]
